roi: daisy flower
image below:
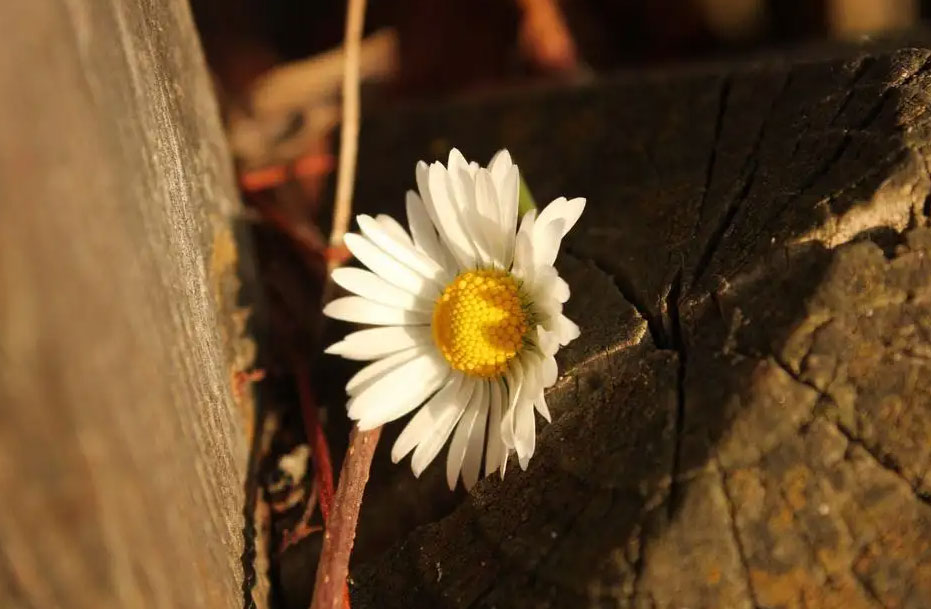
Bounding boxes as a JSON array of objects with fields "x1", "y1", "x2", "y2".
[{"x1": 324, "y1": 148, "x2": 584, "y2": 490}]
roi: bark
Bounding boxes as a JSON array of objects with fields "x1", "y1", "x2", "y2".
[
  {"x1": 333, "y1": 45, "x2": 931, "y2": 609},
  {"x1": 0, "y1": 2, "x2": 262, "y2": 608}
]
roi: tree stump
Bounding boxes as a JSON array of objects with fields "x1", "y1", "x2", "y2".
[
  {"x1": 341, "y1": 45, "x2": 931, "y2": 608},
  {"x1": 0, "y1": 2, "x2": 262, "y2": 608}
]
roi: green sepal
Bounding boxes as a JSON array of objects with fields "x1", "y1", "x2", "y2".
[{"x1": 517, "y1": 174, "x2": 538, "y2": 217}]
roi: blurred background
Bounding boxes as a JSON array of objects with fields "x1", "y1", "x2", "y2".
[{"x1": 194, "y1": 0, "x2": 931, "y2": 176}]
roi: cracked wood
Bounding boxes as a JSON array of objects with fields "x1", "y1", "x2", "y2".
[{"x1": 276, "y1": 43, "x2": 931, "y2": 609}]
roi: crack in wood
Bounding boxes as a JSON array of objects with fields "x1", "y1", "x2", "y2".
[
  {"x1": 690, "y1": 71, "x2": 792, "y2": 288},
  {"x1": 692, "y1": 157, "x2": 758, "y2": 287},
  {"x1": 834, "y1": 422, "x2": 931, "y2": 509},
  {"x1": 857, "y1": 52, "x2": 931, "y2": 133},
  {"x1": 769, "y1": 354, "x2": 931, "y2": 510},
  {"x1": 772, "y1": 357, "x2": 931, "y2": 507},
  {"x1": 695, "y1": 76, "x2": 732, "y2": 226},
  {"x1": 849, "y1": 550, "x2": 893, "y2": 609},
  {"x1": 716, "y1": 460, "x2": 764, "y2": 609},
  {"x1": 829, "y1": 56, "x2": 878, "y2": 127},
  {"x1": 627, "y1": 520, "x2": 648, "y2": 606},
  {"x1": 666, "y1": 269, "x2": 688, "y2": 518},
  {"x1": 573, "y1": 251, "x2": 668, "y2": 349}
]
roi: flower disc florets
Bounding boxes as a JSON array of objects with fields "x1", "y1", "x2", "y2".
[{"x1": 432, "y1": 269, "x2": 528, "y2": 378}]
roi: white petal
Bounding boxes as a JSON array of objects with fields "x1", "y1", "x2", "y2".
[
  {"x1": 520, "y1": 351, "x2": 544, "y2": 405},
  {"x1": 484, "y1": 379, "x2": 505, "y2": 478},
  {"x1": 350, "y1": 351, "x2": 448, "y2": 429},
  {"x1": 448, "y1": 147, "x2": 470, "y2": 173},
  {"x1": 475, "y1": 169, "x2": 506, "y2": 266},
  {"x1": 447, "y1": 151, "x2": 493, "y2": 266},
  {"x1": 541, "y1": 355, "x2": 558, "y2": 388},
  {"x1": 535, "y1": 391, "x2": 552, "y2": 423},
  {"x1": 324, "y1": 326, "x2": 431, "y2": 361},
  {"x1": 346, "y1": 347, "x2": 423, "y2": 395},
  {"x1": 536, "y1": 300, "x2": 562, "y2": 329},
  {"x1": 323, "y1": 296, "x2": 429, "y2": 326},
  {"x1": 357, "y1": 214, "x2": 447, "y2": 283},
  {"x1": 532, "y1": 218, "x2": 566, "y2": 269},
  {"x1": 535, "y1": 325, "x2": 560, "y2": 357},
  {"x1": 512, "y1": 208, "x2": 537, "y2": 278},
  {"x1": 513, "y1": 353, "x2": 541, "y2": 469},
  {"x1": 461, "y1": 384, "x2": 489, "y2": 490},
  {"x1": 376, "y1": 214, "x2": 413, "y2": 246},
  {"x1": 428, "y1": 162, "x2": 477, "y2": 269},
  {"x1": 536, "y1": 196, "x2": 586, "y2": 239},
  {"x1": 331, "y1": 268, "x2": 432, "y2": 312},
  {"x1": 415, "y1": 161, "x2": 439, "y2": 225},
  {"x1": 499, "y1": 166, "x2": 520, "y2": 267},
  {"x1": 391, "y1": 375, "x2": 461, "y2": 463},
  {"x1": 512, "y1": 230, "x2": 534, "y2": 284},
  {"x1": 515, "y1": 396, "x2": 536, "y2": 470},
  {"x1": 488, "y1": 149, "x2": 513, "y2": 188},
  {"x1": 446, "y1": 149, "x2": 474, "y2": 214},
  {"x1": 344, "y1": 233, "x2": 438, "y2": 297},
  {"x1": 406, "y1": 190, "x2": 450, "y2": 266},
  {"x1": 553, "y1": 314, "x2": 581, "y2": 346},
  {"x1": 499, "y1": 449, "x2": 510, "y2": 480},
  {"x1": 550, "y1": 275, "x2": 571, "y2": 304},
  {"x1": 530, "y1": 264, "x2": 570, "y2": 305},
  {"x1": 500, "y1": 361, "x2": 524, "y2": 449},
  {"x1": 411, "y1": 378, "x2": 475, "y2": 477},
  {"x1": 517, "y1": 208, "x2": 537, "y2": 239},
  {"x1": 445, "y1": 381, "x2": 485, "y2": 490}
]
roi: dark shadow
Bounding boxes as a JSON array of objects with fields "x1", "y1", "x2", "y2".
[
  {"x1": 232, "y1": 197, "x2": 331, "y2": 609},
  {"x1": 229, "y1": 214, "x2": 266, "y2": 609}
]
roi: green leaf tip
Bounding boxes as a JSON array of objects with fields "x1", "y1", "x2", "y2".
[{"x1": 518, "y1": 174, "x2": 538, "y2": 217}]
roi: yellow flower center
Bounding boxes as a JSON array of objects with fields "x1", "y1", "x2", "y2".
[{"x1": 431, "y1": 269, "x2": 528, "y2": 378}]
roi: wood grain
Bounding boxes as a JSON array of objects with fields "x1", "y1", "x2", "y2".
[{"x1": 0, "y1": 1, "x2": 262, "y2": 608}]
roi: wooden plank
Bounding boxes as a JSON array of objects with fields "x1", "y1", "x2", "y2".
[
  {"x1": 286, "y1": 45, "x2": 931, "y2": 608},
  {"x1": 0, "y1": 1, "x2": 262, "y2": 608}
]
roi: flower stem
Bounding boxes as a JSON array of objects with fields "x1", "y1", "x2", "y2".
[{"x1": 310, "y1": 427, "x2": 381, "y2": 609}]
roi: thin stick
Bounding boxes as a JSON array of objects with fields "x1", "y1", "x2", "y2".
[
  {"x1": 327, "y1": 0, "x2": 366, "y2": 273},
  {"x1": 311, "y1": 0, "x2": 373, "y2": 608},
  {"x1": 310, "y1": 427, "x2": 381, "y2": 609}
]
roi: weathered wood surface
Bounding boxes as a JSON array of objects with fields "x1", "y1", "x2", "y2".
[
  {"x1": 0, "y1": 2, "x2": 261, "y2": 608},
  {"x1": 334, "y1": 46, "x2": 931, "y2": 608}
]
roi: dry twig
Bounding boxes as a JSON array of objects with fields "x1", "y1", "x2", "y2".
[{"x1": 326, "y1": 0, "x2": 366, "y2": 275}]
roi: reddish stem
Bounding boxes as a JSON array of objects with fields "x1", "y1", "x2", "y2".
[
  {"x1": 294, "y1": 362, "x2": 336, "y2": 521},
  {"x1": 310, "y1": 427, "x2": 380, "y2": 609},
  {"x1": 295, "y1": 361, "x2": 351, "y2": 608}
]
